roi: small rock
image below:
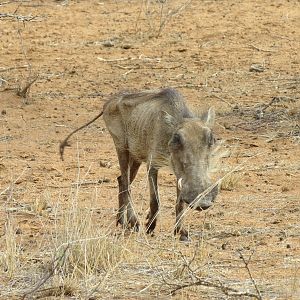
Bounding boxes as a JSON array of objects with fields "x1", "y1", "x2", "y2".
[
  {"x1": 98, "y1": 178, "x2": 110, "y2": 183},
  {"x1": 204, "y1": 222, "x2": 213, "y2": 230},
  {"x1": 16, "y1": 228, "x2": 22, "y2": 234},
  {"x1": 249, "y1": 64, "x2": 265, "y2": 72},
  {"x1": 121, "y1": 44, "x2": 132, "y2": 49},
  {"x1": 223, "y1": 122, "x2": 232, "y2": 130},
  {"x1": 233, "y1": 105, "x2": 239, "y2": 111},
  {"x1": 102, "y1": 40, "x2": 115, "y2": 47},
  {"x1": 271, "y1": 219, "x2": 281, "y2": 224},
  {"x1": 179, "y1": 235, "x2": 190, "y2": 242},
  {"x1": 100, "y1": 160, "x2": 112, "y2": 168}
]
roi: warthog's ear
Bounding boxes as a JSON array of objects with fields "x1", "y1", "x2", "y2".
[
  {"x1": 205, "y1": 107, "x2": 215, "y2": 128},
  {"x1": 161, "y1": 111, "x2": 177, "y2": 127}
]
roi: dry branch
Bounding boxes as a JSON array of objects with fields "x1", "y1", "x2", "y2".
[
  {"x1": 238, "y1": 250, "x2": 263, "y2": 300},
  {"x1": 156, "y1": 0, "x2": 192, "y2": 37},
  {"x1": 0, "y1": 1, "x2": 24, "y2": 6},
  {"x1": 22, "y1": 245, "x2": 70, "y2": 299},
  {"x1": 249, "y1": 44, "x2": 277, "y2": 53},
  {"x1": 0, "y1": 12, "x2": 41, "y2": 21},
  {"x1": 170, "y1": 278, "x2": 262, "y2": 299},
  {"x1": 98, "y1": 55, "x2": 161, "y2": 63},
  {"x1": 16, "y1": 76, "x2": 38, "y2": 98},
  {"x1": 0, "y1": 65, "x2": 29, "y2": 72}
]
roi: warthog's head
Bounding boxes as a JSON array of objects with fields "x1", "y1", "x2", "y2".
[{"x1": 168, "y1": 108, "x2": 219, "y2": 210}]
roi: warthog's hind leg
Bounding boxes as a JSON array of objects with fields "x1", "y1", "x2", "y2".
[
  {"x1": 116, "y1": 149, "x2": 140, "y2": 231},
  {"x1": 117, "y1": 175, "x2": 126, "y2": 228},
  {"x1": 146, "y1": 167, "x2": 159, "y2": 234},
  {"x1": 127, "y1": 158, "x2": 141, "y2": 230}
]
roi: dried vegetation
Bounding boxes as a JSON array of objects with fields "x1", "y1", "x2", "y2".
[{"x1": 0, "y1": 0, "x2": 299, "y2": 299}]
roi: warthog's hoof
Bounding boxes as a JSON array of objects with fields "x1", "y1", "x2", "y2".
[
  {"x1": 130, "y1": 222, "x2": 140, "y2": 232},
  {"x1": 179, "y1": 234, "x2": 190, "y2": 242},
  {"x1": 146, "y1": 218, "x2": 157, "y2": 234},
  {"x1": 128, "y1": 216, "x2": 140, "y2": 232},
  {"x1": 174, "y1": 228, "x2": 190, "y2": 242},
  {"x1": 116, "y1": 215, "x2": 126, "y2": 228},
  {"x1": 116, "y1": 214, "x2": 139, "y2": 232}
]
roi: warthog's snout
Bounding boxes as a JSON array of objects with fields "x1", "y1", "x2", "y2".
[{"x1": 178, "y1": 179, "x2": 219, "y2": 211}]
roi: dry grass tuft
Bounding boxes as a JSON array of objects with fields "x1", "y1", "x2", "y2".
[
  {"x1": 136, "y1": 0, "x2": 192, "y2": 38},
  {"x1": 43, "y1": 187, "x2": 129, "y2": 298},
  {"x1": 220, "y1": 172, "x2": 241, "y2": 191},
  {"x1": 0, "y1": 214, "x2": 20, "y2": 279}
]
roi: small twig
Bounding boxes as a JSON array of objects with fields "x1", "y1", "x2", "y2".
[
  {"x1": 238, "y1": 250, "x2": 263, "y2": 300},
  {"x1": 171, "y1": 83, "x2": 203, "y2": 89},
  {"x1": 116, "y1": 64, "x2": 139, "y2": 70},
  {"x1": 156, "y1": 0, "x2": 192, "y2": 38},
  {"x1": 17, "y1": 27, "x2": 32, "y2": 76},
  {"x1": 70, "y1": 178, "x2": 110, "y2": 186},
  {"x1": 27, "y1": 285, "x2": 66, "y2": 299},
  {"x1": 98, "y1": 57, "x2": 133, "y2": 62},
  {"x1": 170, "y1": 277, "x2": 261, "y2": 299},
  {"x1": 14, "y1": 22, "x2": 38, "y2": 100},
  {"x1": 0, "y1": 13, "x2": 40, "y2": 21},
  {"x1": 16, "y1": 76, "x2": 38, "y2": 98},
  {"x1": 249, "y1": 44, "x2": 277, "y2": 53},
  {"x1": 0, "y1": 65, "x2": 29, "y2": 72},
  {"x1": 208, "y1": 94, "x2": 234, "y2": 108},
  {"x1": 122, "y1": 69, "x2": 134, "y2": 77},
  {"x1": 0, "y1": 167, "x2": 28, "y2": 196},
  {"x1": 259, "y1": 97, "x2": 279, "y2": 113},
  {"x1": 0, "y1": 135, "x2": 13, "y2": 142},
  {"x1": 0, "y1": 1, "x2": 27, "y2": 6},
  {"x1": 98, "y1": 54, "x2": 161, "y2": 63}
]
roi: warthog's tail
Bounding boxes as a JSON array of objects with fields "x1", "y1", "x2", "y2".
[{"x1": 59, "y1": 111, "x2": 103, "y2": 160}]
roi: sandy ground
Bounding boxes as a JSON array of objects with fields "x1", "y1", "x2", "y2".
[{"x1": 0, "y1": 0, "x2": 299, "y2": 299}]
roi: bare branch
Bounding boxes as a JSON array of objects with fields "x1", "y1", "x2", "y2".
[
  {"x1": 249, "y1": 44, "x2": 277, "y2": 53},
  {"x1": 16, "y1": 76, "x2": 38, "y2": 98},
  {"x1": 0, "y1": 1, "x2": 23, "y2": 6},
  {"x1": 238, "y1": 250, "x2": 263, "y2": 300},
  {"x1": 22, "y1": 245, "x2": 70, "y2": 299},
  {"x1": 0, "y1": 12, "x2": 41, "y2": 21},
  {"x1": 170, "y1": 278, "x2": 262, "y2": 299},
  {"x1": 0, "y1": 65, "x2": 29, "y2": 72}
]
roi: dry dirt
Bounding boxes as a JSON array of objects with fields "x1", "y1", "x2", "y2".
[{"x1": 0, "y1": 0, "x2": 299, "y2": 299}]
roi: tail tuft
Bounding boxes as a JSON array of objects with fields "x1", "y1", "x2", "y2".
[{"x1": 59, "y1": 140, "x2": 70, "y2": 161}]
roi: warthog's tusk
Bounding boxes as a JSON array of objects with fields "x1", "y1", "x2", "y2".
[{"x1": 178, "y1": 178, "x2": 183, "y2": 190}]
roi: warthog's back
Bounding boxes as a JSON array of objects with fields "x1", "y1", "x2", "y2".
[{"x1": 103, "y1": 88, "x2": 193, "y2": 167}]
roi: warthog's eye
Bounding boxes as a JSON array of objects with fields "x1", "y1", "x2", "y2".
[{"x1": 169, "y1": 133, "x2": 183, "y2": 150}]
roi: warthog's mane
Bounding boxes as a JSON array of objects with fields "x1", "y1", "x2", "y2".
[{"x1": 117, "y1": 88, "x2": 201, "y2": 169}]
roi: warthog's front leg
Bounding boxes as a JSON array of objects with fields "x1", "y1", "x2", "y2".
[
  {"x1": 174, "y1": 187, "x2": 189, "y2": 241},
  {"x1": 146, "y1": 167, "x2": 159, "y2": 233},
  {"x1": 116, "y1": 150, "x2": 140, "y2": 231}
]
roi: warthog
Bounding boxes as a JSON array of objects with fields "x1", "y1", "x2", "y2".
[{"x1": 60, "y1": 88, "x2": 219, "y2": 240}]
